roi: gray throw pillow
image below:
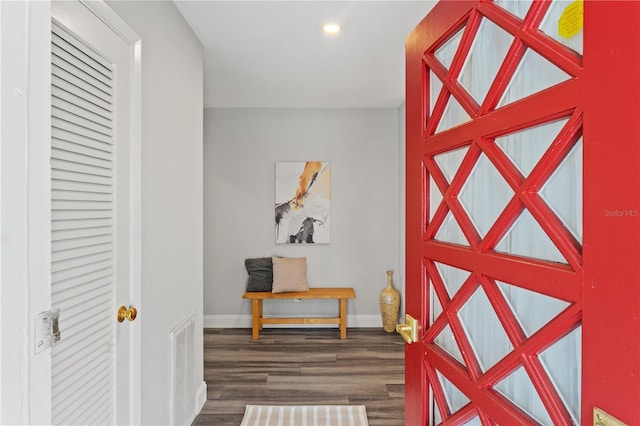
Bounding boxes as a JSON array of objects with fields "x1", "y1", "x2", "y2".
[{"x1": 244, "y1": 257, "x2": 273, "y2": 292}]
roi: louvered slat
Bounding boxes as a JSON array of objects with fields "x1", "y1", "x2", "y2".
[
  {"x1": 51, "y1": 64, "x2": 112, "y2": 105},
  {"x1": 52, "y1": 265, "x2": 112, "y2": 291},
  {"x1": 52, "y1": 237, "x2": 111, "y2": 253},
  {"x1": 51, "y1": 152, "x2": 112, "y2": 173},
  {"x1": 52, "y1": 179, "x2": 112, "y2": 193},
  {"x1": 52, "y1": 218, "x2": 112, "y2": 231},
  {"x1": 55, "y1": 311, "x2": 112, "y2": 352},
  {"x1": 50, "y1": 58, "x2": 112, "y2": 100},
  {"x1": 52, "y1": 242, "x2": 113, "y2": 263},
  {"x1": 52, "y1": 236, "x2": 112, "y2": 253},
  {"x1": 53, "y1": 351, "x2": 111, "y2": 389},
  {"x1": 52, "y1": 318, "x2": 112, "y2": 365},
  {"x1": 50, "y1": 271, "x2": 112, "y2": 301},
  {"x1": 52, "y1": 252, "x2": 113, "y2": 275},
  {"x1": 51, "y1": 151, "x2": 112, "y2": 174},
  {"x1": 51, "y1": 267, "x2": 112, "y2": 294},
  {"x1": 52, "y1": 116, "x2": 112, "y2": 145},
  {"x1": 52, "y1": 190, "x2": 112, "y2": 202},
  {"x1": 52, "y1": 325, "x2": 112, "y2": 392},
  {"x1": 54, "y1": 286, "x2": 112, "y2": 315},
  {"x1": 92, "y1": 403, "x2": 113, "y2": 426},
  {"x1": 52, "y1": 96, "x2": 113, "y2": 129},
  {"x1": 68, "y1": 386, "x2": 113, "y2": 426},
  {"x1": 52, "y1": 209, "x2": 112, "y2": 221},
  {"x1": 51, "y1": 200, "x2": 113, "y2": 211},
  {"x1": 52, "y1": 42, "x2": 113, "y2": 93},
  {"x1": 52, "y1": 89, "x2": 111, "y2": 121},
  {"x1": 51, "y1": 22, "x2": 115, "y2": 426},
  {"x1": 67, "y1": 381, "x2": 113, "y2": 426},
  {"x1": 52, "y1": 109, "x2": 112, "y2": 138},
  {"x1": 53, "y1": 365, "x2": 113, "y2": 419},
  {"x1": 52, "y1": 22, "x2": 112, "y2": 76},
  {"x1": 51, "y1": 128, "x2": 112, "y2": 160},
  {"x1": 52, "y1": 349, "x2": 110, "y2": 387},
  {"x1": 52, "y1": 73, "x2": 113, "y2": 111},
  {"x1": 52, "y1": 226, "x2": 113, "y2": 242},
  {"x1": 52, "y1": 169, "x2": 112, "y2": 187}
]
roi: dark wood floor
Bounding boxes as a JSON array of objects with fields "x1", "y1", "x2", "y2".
[{"x1": 193, "y1": 327, "x2": 405, "y2": 426}]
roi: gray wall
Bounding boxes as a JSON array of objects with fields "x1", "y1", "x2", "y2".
[
  {"x1": 204, "y1": 108, "x2": 401, "y2": 326},
  {"x1": 106, "y1": 2, "x2": 204, "y2": 424}
]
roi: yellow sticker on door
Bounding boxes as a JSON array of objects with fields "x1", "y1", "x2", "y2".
[{"x1": 558, "y1": 0, "x2": 584, "y2": 39}]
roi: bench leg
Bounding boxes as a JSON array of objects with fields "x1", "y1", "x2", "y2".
[
  {"x1": 251, "y1": 299, "x2": 261, "y2": 340},
  {"x1": 258, "y1": 299, "x2": 263, "y2": 330},
  {"x1": 339, "y1": 298, "x2": 347, "y2": 339}
]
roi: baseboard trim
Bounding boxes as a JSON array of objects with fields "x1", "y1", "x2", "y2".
[
  {"x1": 195, "y1": 381, "x2": 207, "y2": 416},
  {"x1": 203, "y1": 314, "x2": 382, "y2": 329}
]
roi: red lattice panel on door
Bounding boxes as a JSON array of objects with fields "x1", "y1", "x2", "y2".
[{"x1": 420, "y1": 2, "x2": 583, "y2": 425}]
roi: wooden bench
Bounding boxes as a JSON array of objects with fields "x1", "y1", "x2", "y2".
[{"x1": 242, "y1": 287, "x2": 356, "y2": 340}]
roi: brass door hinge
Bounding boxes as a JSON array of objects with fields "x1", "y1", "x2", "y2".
[{"x1": 594, "y1": 407, "x2": 627, "y2": 426}]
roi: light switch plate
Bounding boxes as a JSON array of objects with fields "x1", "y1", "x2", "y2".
[{"x1": 35, "y1": 309, "x2": 61, "y2": 353}]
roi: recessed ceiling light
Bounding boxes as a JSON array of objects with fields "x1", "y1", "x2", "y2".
[{"x1": 323, "y1": 23, "x2": 341, "y2": 35}]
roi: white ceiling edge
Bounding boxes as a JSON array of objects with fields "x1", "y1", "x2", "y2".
[{"x1": 174, "y1": 0, "x2": 436, "y2": 109}]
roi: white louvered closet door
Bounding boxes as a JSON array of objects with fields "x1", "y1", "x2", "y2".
[
  {"x1": 50, "y1": 1, "x2": 138, "y2": 424},
  {"x1": 51, "y1": 21, "x2": 115, "y2": 425}
]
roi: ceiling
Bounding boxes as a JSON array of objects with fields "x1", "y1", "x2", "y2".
[{"x1": 174, "y1": 1, "x2": 436, "y2": 109}]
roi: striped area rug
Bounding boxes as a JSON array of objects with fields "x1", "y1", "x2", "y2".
[{"x1": 240, "y1": 405, "x2": 369, "y2": 426}]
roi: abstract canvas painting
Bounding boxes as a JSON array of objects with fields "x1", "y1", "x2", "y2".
[{"x1": 275, "y1": 161, "x2": 330, "y2": 244}]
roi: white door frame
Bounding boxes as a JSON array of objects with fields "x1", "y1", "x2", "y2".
[
  {"x1": 0, "y1": 1, "x2": 141, "y2": 423},
  {"x1": 1, "y1": 2, "x2": 54, "y2": 423}
]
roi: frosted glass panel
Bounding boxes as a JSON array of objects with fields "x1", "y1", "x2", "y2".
[
  {"x1": 435, "y1": 211, "x2": 469, "y2": 246},
  {"x1": 500, "y1": 48, "x2": 571, "y2": 107},
  {"x1": 430, "y1": 280, "x2": 443, "y2": 326},
  {"x1": 434, "y1": 146, "x2": 468, "y2": 184},
  {"x1": 437, "y1": 370, "x2": 470, "y2": 413},
  {"x1": 432, "y1": 396, "x2": 443, "y2": 426},
  {"x1": 458, "y1": 286, "x2": 513, "y2": 372},
  {"x1": 459, "y1": 18, "x2": 514, "y2": 104},
  {"x1": 459, "y1": 154, "x2": 514, "y2": 237},
  {"x1": 540, "y1": 138, "x2": 583, "y2": 242},
  {"x1": 435, "y1": 324, "x2": 465, "y2": 366},
  {"x1": 495, "y1": 0, "x2": 532, "y2": 19},
  {"x1": 429, "y1": 175, "x2": 443, "y2": 222},
  {"x1": 437, "y1": 94, "x2": 472, "y2": 133},
  {"x1": 496, "y1": 281, "x2": 569, "y2": 337},
  {"x1": 495, "y1": 209, "x2": 567, "y2": 263},
  {"x1": 435, "y1": 27, "x2": 464, "y2": 70},
  {"x1": 430, "y1": 70, "x2": 444, "y2": 116},
  {"x1": 495, "y1": 119, "x2": 568, "y2": 177},
  {"x1": 539, "y1": 0, "x2": 583, "y2": 55},
  {"x1": 496, "y1": 366, "x2": 553, "y2": 424},
  {"x1": 435, "y1": 262, "x2": 470, "y2": 299},
  {"x1": 463, "y1": 416, "x2": 482, "y2": 426},
  {"x1": 540, "y1": 326, "x2": 582, "y2": 424}
]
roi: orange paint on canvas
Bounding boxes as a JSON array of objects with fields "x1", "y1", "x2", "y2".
[{"x1": 293, "y1": 161, "x2": 323, "y2": 208}]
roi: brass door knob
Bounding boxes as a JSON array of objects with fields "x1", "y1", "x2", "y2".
[{"x1": 117, "y1": 306, "x2": 137, "y2": 323}]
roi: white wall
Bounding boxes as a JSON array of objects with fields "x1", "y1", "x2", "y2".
[
  {"x1": 106, "y1": 2, "x2": 204, "y2": 424},
  {"x1": 204, "y1": 108, "x2": 401, "y2": 326},
  {"x1": 1, "y1": 2, "x2": 52, "y2": 423}
]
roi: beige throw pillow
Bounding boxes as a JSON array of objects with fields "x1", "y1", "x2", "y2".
[{"x1": 272, "y1": 257, "x2": 309, "y2": 293}]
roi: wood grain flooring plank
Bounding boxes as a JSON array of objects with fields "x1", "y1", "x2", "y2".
[{"x1": 193, "y1": 328, "x2": 405, "y2": 425}]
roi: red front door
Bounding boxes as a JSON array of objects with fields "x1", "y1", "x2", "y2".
[{"x1": 405, "y1": 1, "x2": 640, "y2": 425}]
